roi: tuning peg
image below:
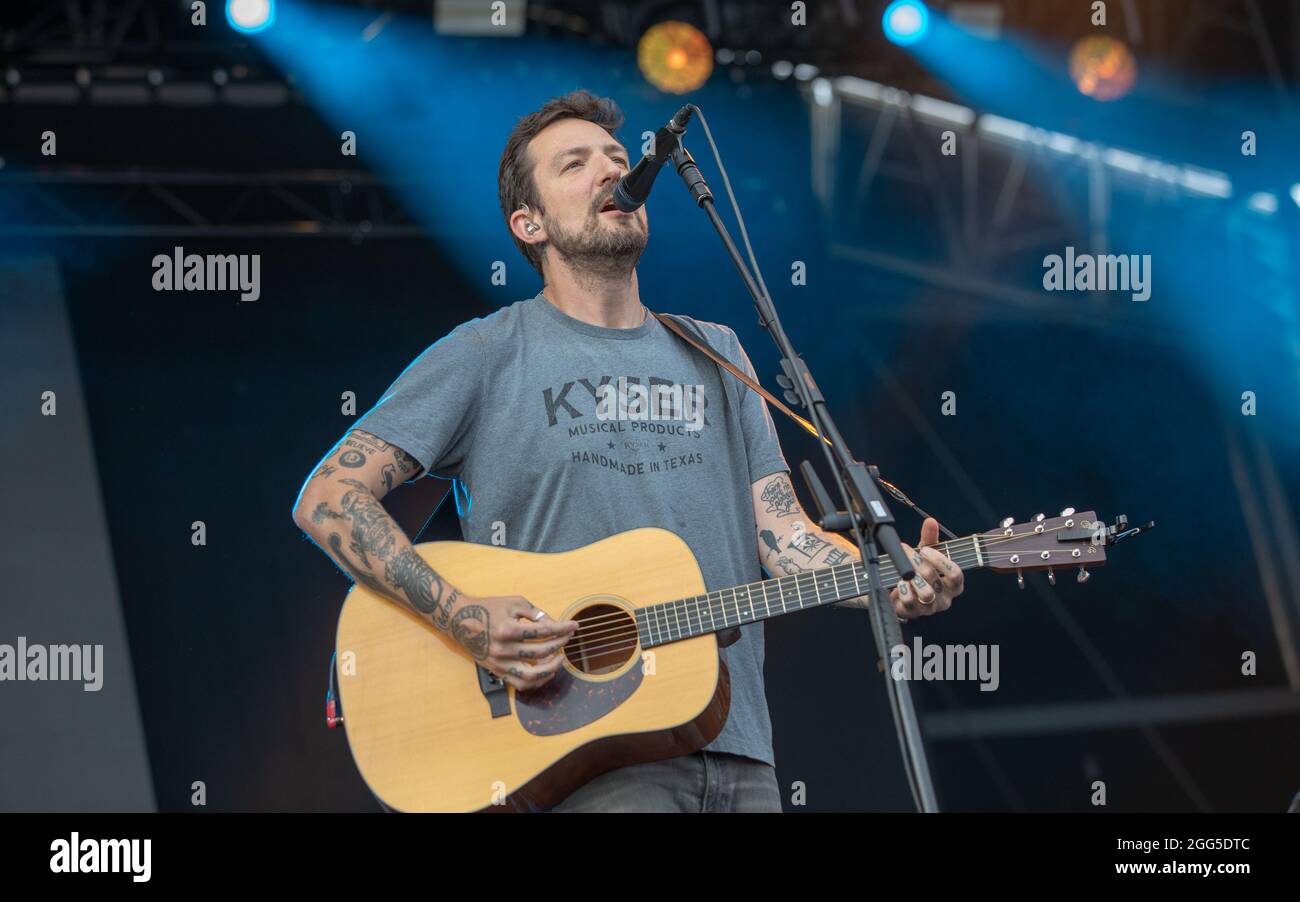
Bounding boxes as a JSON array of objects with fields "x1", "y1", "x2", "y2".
[
  {"x1": 1000, "y1": 517, "x2": 1014, "y2": 528},
  {"x1": 1077, "y1": 566, "x2": 1090, "y2": 584},
  {"x1": 1047, "y1": 567, "x2": 1055, "y2": 586},
  {"x1": 1016, "y1": 570, "x2": 1024, "y2": 589},
  {"x1": 1033, "y1": 513, "x2": 1045, "y2": 522},
  {"x1": 1060, "y1": 507, "x2": 1075, "y2": 517}
]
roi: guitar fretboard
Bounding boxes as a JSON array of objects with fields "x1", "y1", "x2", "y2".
[{"x1": 635, "y1": 535, "x2": 984, "y2": 648}]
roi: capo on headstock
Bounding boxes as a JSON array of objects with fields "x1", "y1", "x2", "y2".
[
  {"x1": 1053, "y1": 513, "x2": 1157, "y2": 546},
  {"x1": 1102, "y1": 514, "x2": 1156, "y2": 545}
]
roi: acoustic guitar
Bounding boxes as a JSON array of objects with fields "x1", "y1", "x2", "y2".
[{"x1": 333, "y1": 510, "x2": 1150, "y2": 812}]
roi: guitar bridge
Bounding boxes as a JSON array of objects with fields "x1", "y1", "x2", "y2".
[{"x1": 477, "y1": 664, "x2": 512, "y2": 718}]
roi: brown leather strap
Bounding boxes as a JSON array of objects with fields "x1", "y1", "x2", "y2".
[
  {"x1": 652, "y1": 311, "x2": 828, "y2": 445},
  {"x1": 653, "y1": 311, "x2": 956, "y2": 537}
]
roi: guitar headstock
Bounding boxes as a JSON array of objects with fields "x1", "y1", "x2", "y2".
[{"x1": 977, "y1": 508, "x2": 1154, "y2": 588}]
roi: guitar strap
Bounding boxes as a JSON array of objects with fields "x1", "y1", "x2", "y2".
[
  {"x1": 651, "y1": 311, "x2": 828, "y2": 445},
  {"x1": 651, "y1": 310, "x2": 953, "y2": 540}
]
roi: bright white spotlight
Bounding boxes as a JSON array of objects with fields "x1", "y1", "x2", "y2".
[
  {"x1": 227, "y1": 0, "x2": 275, "y2": 35},
  {"x1": 883, "y1": 0, "x2": 930, "y2": 46},
  {"x1": 1247, "y1": 192, "x2": 1278, "y2": 215},
  {"x1": 1291, "y1": 183, "x2": 1300, "y2": 209}
]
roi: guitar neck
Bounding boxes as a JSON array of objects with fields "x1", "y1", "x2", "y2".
[{"x1": 636, "y1": 534, "x2": 986, "y2": 648}]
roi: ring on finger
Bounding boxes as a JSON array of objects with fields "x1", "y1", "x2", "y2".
[{"x1": 913, "y1": 575, "x2": 937, "y2": 605}]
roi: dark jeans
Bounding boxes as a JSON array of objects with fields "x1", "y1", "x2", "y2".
[
  {"x1": 372, "y1": 751, "x2": 782, "y2": 813},
  {"x1": 545, "y1": 750, "x2": 783, "y2": 813}
]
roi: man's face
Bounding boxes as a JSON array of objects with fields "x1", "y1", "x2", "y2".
[{"x1": 526, "y1": 117, "x2": 649, "y2": 278}]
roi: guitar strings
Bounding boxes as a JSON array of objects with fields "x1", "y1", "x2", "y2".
[
  {"x1": 559, "y1": 547, "x2": 1074, "y2": 659},
  {"x1": 554, "y1": 526, "x2": 1087, "y2": 658},
  {"x1": 555, "y1": 537, "x2": 1076, "y2": 651},
  {"x1": 546, "y1": 524, "x2": 1091, "y2": 660},
  {"x1": 559, "y1": 524, "x2": 1076, "y2": 636}
]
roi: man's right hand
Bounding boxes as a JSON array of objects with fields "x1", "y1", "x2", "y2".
[{"x1": 444, "y1": 594, "x2": 579, "y2": 691}]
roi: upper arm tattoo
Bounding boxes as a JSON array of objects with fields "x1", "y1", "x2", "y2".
[
  {"x1": 310, "y1": 428, "x2": 424, "y2": 497},
  {"x1": 347, "y1": 430, "x2": 420, "y2": 472},
  {"x1": 308, "y1": 462, "x2": 337, "y2": 482}
]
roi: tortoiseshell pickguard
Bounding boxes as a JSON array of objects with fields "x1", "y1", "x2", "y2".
[{"x1": 514, "y1": 661, "x2": 644, "y2": 736}]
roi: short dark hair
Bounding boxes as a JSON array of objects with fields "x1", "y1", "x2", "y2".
[{"x1": 497, "y1": 90, "x2": 625, "y2": 280}]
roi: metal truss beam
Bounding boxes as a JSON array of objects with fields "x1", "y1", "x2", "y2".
[{"x1": 0, "y1": 169, "x2": 424, "y2": 238}]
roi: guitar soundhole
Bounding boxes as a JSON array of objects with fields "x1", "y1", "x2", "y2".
[{"x1": 565, "y1": 603, "x2": 638, "y2": 676}]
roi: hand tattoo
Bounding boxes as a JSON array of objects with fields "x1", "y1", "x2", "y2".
[{"x1": 452, "y1": 605, "x2": 491, "y2": 660}]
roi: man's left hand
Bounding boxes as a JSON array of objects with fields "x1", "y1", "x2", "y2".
[{"x1": 890, "y1": 517, "x2": 964, "y2": 620}]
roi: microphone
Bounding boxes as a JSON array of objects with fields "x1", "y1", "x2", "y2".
[{"x1": 611, "y1": 105, "x2": 694, "y2": 213}]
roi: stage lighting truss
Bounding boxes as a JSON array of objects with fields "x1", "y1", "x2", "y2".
[
  {"x1": 804, "y1": 73, "x2": 1254, "y2": 331},
  {"x1": 0, "y1": 170, "x2": 422, "y2": 240}
]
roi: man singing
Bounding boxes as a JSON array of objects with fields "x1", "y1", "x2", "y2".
[{"x1": 292, "y1": 90, "x2": 963, "y2": 813}]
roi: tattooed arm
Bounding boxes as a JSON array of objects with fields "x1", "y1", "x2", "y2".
[
  {"x1": 292, "y1": 429, "x2": 465, "y2": 626},
  {"x1": 750, "y1": 471, "x2": 963, "y2": 620},
  {"x1": 292, "y1": 429, "x2": 578, "y2": 690}
]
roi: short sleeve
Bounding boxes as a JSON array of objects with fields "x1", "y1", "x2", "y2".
[
  {"x1": 722, "y1": 329, "x2": 790, "y2": 483},
  {"x1": 351, "y1": 322, "x2": 487, "y2": 481}
]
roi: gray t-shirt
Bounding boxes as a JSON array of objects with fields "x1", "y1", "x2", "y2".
[{"x1": 352, "y1": 289, "x2": 790, "y2": 767}]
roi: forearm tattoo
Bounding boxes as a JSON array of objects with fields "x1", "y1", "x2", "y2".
[
  {"x1": 787, "y1": 532, "x2": 829, "y2": 560},
  {"x1": 326, "y1": 533, "x2": 391, "y2": 597},
  {"x1": 384, "y1": 546, "x2": 445, "y2": 616},
  {"x1": 775, "y1": 556, "x2": 803, "y2": 575},
  {"x1": 432, "y1": 588, "x2": 460, "y2": 632},
  {"x1": 311, "y1": 477, "x2": 452, "y2": 626},
  {"x1": 754, "y1": 514, "x2": 873, "y2": 607},
  {"x1": 759, "y1": 476, "x2": 798, "y2": 518},
  {"x1": 311, "y1": 478, "x2": 397, "y2": 569}
]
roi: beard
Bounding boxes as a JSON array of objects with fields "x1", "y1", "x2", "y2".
[{"x1": 542, "y1": 207, "x2": 647, "y2": 282}]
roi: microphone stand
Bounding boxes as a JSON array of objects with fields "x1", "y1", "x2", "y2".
[{"x1": 665, "y1": 130, "x2": 940, "y2": 812}]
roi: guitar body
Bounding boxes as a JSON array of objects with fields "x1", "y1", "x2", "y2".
[{"x1": 335, "y1": 527, "x2": 730, "y2": 813}]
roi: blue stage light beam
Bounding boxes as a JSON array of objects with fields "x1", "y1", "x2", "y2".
[
  {"x1": 882, "y1": 5, "x2": 1300, "y2": 446},
  {"x1": 243, "y1": 1, "x2": 819, "y2": 324},
  {"x1": 882, "y1": 1, "x2": 930, "y2": 47},
  {"x1": 227, "y1": 0, "x2": 276, "y2": 35}
]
